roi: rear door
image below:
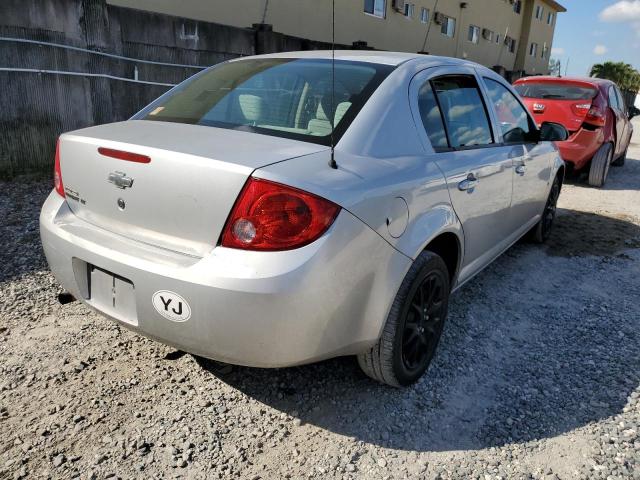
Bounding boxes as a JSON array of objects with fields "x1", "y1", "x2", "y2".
[
  {"x1": 482, "y1": 76, "x2": 552, "y2": 229},
  {"x1": 410, "y1": 66, "x2": 513, "y2": 282}
]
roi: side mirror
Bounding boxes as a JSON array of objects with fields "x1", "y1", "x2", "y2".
[{"x1": 539, "y1": 121, "x2": 569, "y2": 142}]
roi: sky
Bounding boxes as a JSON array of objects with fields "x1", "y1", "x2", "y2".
[{"x1": 551, "y1": 0, "x2": 640, "y2": 77}]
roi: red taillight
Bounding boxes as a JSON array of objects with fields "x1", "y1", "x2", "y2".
[
  {"x1": 54, "y1": 139, "x2": 65, "y2": 198},
  {"x1": 98, "y1": 147, "x2": 151, "y2": 163},
  {"x1": 571, "y1": 102, "x2": 592, "y2": 116},
  {"x1": 584, "y1": 106, "x2": 606, "y2": 127},
  {"x1": 221, "y1": 178, "x2": 340, "y2": 251}
]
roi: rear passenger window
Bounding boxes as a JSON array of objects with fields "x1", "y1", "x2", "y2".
[
  {"x1": 608, "y1": 87, "x2": 619, "y2": 110},
  {"x1": 484, "y1": 78, "x2": 533, "y2": 144},
  {"x1": 417, "y1": 82, "x2": 449, "y2": 150},
  {"x1": 615, "y1": 88, "x2": 626, "y2": 111},
  {"x1": 431, "y1": 75, "x2": 493, "y2": 148}
]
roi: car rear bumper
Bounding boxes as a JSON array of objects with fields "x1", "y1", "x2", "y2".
[
  {"x1": 556, "y1": 127, "x2": 605, "y2": 170},
  {"x1": 40, "y1": 192, "x2": 411, "y2": 367}
]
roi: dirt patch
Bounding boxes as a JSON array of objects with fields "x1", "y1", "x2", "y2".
[{"x1": 546, "y1": 208, "x2": 640, "y2": 257}]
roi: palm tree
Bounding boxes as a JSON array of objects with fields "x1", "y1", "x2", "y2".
[{"x1": 590, "y1": 61, "x2": 640, "y2": 93}]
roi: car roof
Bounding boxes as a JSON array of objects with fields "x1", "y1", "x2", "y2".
[{"x1": 231, "y1": 50, "x2": 476, "y2": 68}]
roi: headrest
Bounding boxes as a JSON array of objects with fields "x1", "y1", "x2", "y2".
[
  {"x1": 316, "y1": 100, "x2": 330, "y2": 121},
  {"x1": 239, "y1": 94, "x2": 263, "y2": 123},
  {"x1": 334, "y1": 102, "x2": 351, "y2": 125}
]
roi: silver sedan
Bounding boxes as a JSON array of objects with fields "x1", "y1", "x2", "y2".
[{"x1": 40, "y1": 51, "x2": 567, "y2": 386}]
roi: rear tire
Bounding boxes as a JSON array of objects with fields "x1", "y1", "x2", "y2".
[
  {"x1": 357, "y1": 251, "x2": 450, "y2": 387},
  {"x1": 612, "y1": 147, "x2": 626, "y2": 167},
  {"x1": 588, "y1": 143, "x2": 613, "y2": 187},
  {"x1": 530, "y1": 174, "x2": 561, "y2": 243}
]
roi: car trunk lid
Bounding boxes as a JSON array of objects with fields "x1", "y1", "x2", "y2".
[{"x1": 59, "y1": 120, "x2": 326, "y2": 257}]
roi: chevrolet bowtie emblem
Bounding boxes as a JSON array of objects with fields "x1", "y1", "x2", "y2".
[{"x1": 108, "y1": 171, "x2": 134, "y2": 189}]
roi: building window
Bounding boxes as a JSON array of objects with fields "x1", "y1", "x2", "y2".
[
  {"x1": 541, "y1": 45, "x2": 548, "y2": 59},
  {"x1": 505, "y1": 36, "x2": 516, "y2": 53},
  {"x1": 529, "y1": 42, "x2": 538, "y2": 56},
  {"x1": 364, "y1": 0, "x2": 386, "y2": 18},
  {"x1": 495, "y1": 33, "x2": 501, "y2": 44},
  {"x1": 483, "y1": 29, "x2": 495, "y2": 42},
  {"x1": 468, "y1": 25, "x2": 480, "y2": 44},
  {"x1": 513, "y1": 0, "x2": 522, "y2": 14},
  {"x1": 547, "y1": 12, "x2": 554, "y2": 24},
  {"x1": 535, "y1": 5, "x2": 544, "y2": 20},
  {"x1": 420, "y1": 7, "x2": 429, "y2": 23},
  {"x1": 440, "y1": 16, "x2": 456, "y2": 37},
  {"x1": 404, "y1": 3, "x2": 415, "y2": 18}
]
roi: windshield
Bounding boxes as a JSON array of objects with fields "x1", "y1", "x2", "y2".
[
  {"x1": 514, "y1": 82, "x2": 598, "y2": 100},
  {"x1": 136, "y1": 58, "x2": 394, "y2": 146}
]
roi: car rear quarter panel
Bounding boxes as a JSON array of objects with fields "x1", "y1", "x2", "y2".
[{"x1": 256, "y1": 150, "x2": 461, "y2": 262}]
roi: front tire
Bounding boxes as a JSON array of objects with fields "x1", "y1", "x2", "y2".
[
  {"x1": 358, "y1": 251, "x2": 450, "y2": 387},
  {"x1": 588, "y1": 143, "x2": 613, "y2": 187}
]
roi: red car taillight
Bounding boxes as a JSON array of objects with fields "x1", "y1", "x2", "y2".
[
  {"x1": 584, "y1": 106, "x2": 606, "y2": 127},
  {"x1": 571, "y1": 103, "x2": 591, "y2": 116},
  {"x1": 54, "y1": 139, "x2": 65, "y2": 198},
  {"x1": 221, "y1": 178, "x2": 340, "y2": 251}
]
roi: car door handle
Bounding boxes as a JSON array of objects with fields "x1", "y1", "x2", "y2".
[
  {"x1": 514, "y1": 156, "x2": 531, "y2": 175},
  {"x1": 458, "y1": 173, "x2": 479, "y2": 192}
]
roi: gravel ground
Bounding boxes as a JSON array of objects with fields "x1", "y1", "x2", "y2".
[{"x1": 1, "y1": 126, "x2": 639, "y2": 479}]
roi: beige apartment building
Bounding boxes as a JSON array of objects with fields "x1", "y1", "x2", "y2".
[{"x1": 108, "y1": 0, "x2": 565, "y2": 77}]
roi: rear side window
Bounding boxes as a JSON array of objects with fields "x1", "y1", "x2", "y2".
[
  {"x1": 417, "y1": 82, "x2": 449, "y2": 150},
  {"x1": 615, "y1": 87, "x2": 626, "y2": 111},
  {"x1": 514, "y1": 82, "x2": 597, "y2": 100},
  {"x1": 431, "y1": 75, "x2": 493, "y2": 148},
  {"x1": 608, "y1": 87, "x2": 620, "y2": 109},
  {"x1": 484, "y1": 78, "x2": 533, "y2": 144}
]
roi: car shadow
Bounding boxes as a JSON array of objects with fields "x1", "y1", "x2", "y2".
[
  {"x1": 546, "y1": 208, "x2": 640, "y2": 256},
  {"x1": 196, "y1": 207, "x2": 640, "y2": 452}
]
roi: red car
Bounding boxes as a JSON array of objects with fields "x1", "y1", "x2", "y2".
[{"x1": 513, "y1": 76, "x2": 634, "y2": 187}]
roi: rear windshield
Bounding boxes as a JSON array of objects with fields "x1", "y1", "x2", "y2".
[
  {"x1": 514, "y1": 82, "x2": 598, "y2": 100},
  {"x1": 135, "y1": 58, "x2": 394, "y2": 146}
]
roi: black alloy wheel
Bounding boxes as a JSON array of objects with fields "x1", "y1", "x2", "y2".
[
  {"x1": 357, "y1": 251, "x2": 451, "y2": 387},
  {"x1": 400, "y1": 271, "x2": 447, "y2": 375},
  {"x1": 540, "y1": 176, "x2": 560, "y2": 241}
]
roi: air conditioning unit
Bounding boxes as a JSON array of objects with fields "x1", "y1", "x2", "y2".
[
  {"x1": 482, "y1": 28, "x2": 491, "y2": 40},
  {"x1": 434, "y1": 12, "x2": 445, "y2": 24},
  {"x1": 392, "y1": 0, "x2": 405, "y2": 13}
]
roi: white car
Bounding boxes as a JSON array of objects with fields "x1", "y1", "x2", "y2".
[{"x1": 40, "y1": 51, "x2": 567, "y2": 386}]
